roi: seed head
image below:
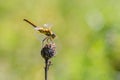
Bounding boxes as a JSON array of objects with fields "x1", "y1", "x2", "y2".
[{"x1": 41, "y1": 43, "x2": 56, "y2": 60}]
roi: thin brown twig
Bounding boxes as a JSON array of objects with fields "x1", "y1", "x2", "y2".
[
  {"x1": 45, "y1": 59, "x2": 49, "y2": 80},
  {"x1": 41, "y1": 43, "x2": 56, "y2": 80}
]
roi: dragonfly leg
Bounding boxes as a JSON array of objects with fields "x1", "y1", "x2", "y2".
[
  {"x1": 42, "y1": 37, "x2": 49, "y2": 48},
  {"x1": 46, "y1": 37, "x2": 53, "y2": 43},
  {"x1": 42, "y1": 37, "x2": 53, "y2": 47}
]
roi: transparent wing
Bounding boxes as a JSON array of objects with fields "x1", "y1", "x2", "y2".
[
  {"x1": 33, "y1": 29, "x2": 46, "y2": 42},
  {"x1": 43, "y1": 23, "x2": 53, "y2": 29},
  {"x1": 34, "y1": 27, "x2": 43, "y2": 31}
]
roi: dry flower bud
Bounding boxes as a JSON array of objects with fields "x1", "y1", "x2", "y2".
[{"x1": 41, "y1": 43, "x2": 56, "y2": 60}]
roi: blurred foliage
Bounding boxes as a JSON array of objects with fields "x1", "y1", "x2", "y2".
[{"x1": 0, "y1": 0, "x2": 120, "y2": 80}]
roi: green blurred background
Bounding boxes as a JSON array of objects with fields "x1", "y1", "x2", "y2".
[{"x1": 0, "y1": 0, "x2": 120, "y2": 80}]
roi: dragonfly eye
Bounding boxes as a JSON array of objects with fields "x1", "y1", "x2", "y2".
[{"x1": 51, "y1": 34, "x2": 56, "y2": 39}]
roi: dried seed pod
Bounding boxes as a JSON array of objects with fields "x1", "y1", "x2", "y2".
[{"x1": 41, "y1": 43, "x2": 56, "y2": 60}]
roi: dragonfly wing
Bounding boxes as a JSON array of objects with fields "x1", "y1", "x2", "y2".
[
  {"x1": 34, "y1": 29, "x2": 46, "y2": 42},
  {"x1": 34, "y1": 27, "x2": 43, "y2": 30},
  {"x1": 43, "y1": 23, "x2": 53, "y2": 29},
  {"x1": 34, "y1": 27, "x2": 40, "y2": 31}
]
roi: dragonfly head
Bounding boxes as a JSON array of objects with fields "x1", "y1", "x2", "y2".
[{"x1": 51, "y1": 33, "x2": 56, "y2": 39}]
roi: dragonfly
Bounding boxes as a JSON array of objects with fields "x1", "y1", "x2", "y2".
[{"x1": 23, "y1": 19, "x2": 56, "y2": 47}]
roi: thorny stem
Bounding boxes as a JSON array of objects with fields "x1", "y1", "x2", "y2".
[{"x1": 45, "y1": 59, "x2": 49, "y2": 80}]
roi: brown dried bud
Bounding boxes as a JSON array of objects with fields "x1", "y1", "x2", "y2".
[{"x1": 41, "y1": 43, "x2": 56, "y2": 60}]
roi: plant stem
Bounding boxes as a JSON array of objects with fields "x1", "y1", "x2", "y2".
[{"x1": 45, "y1": 59, "x2": 49, "y2": 80}]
